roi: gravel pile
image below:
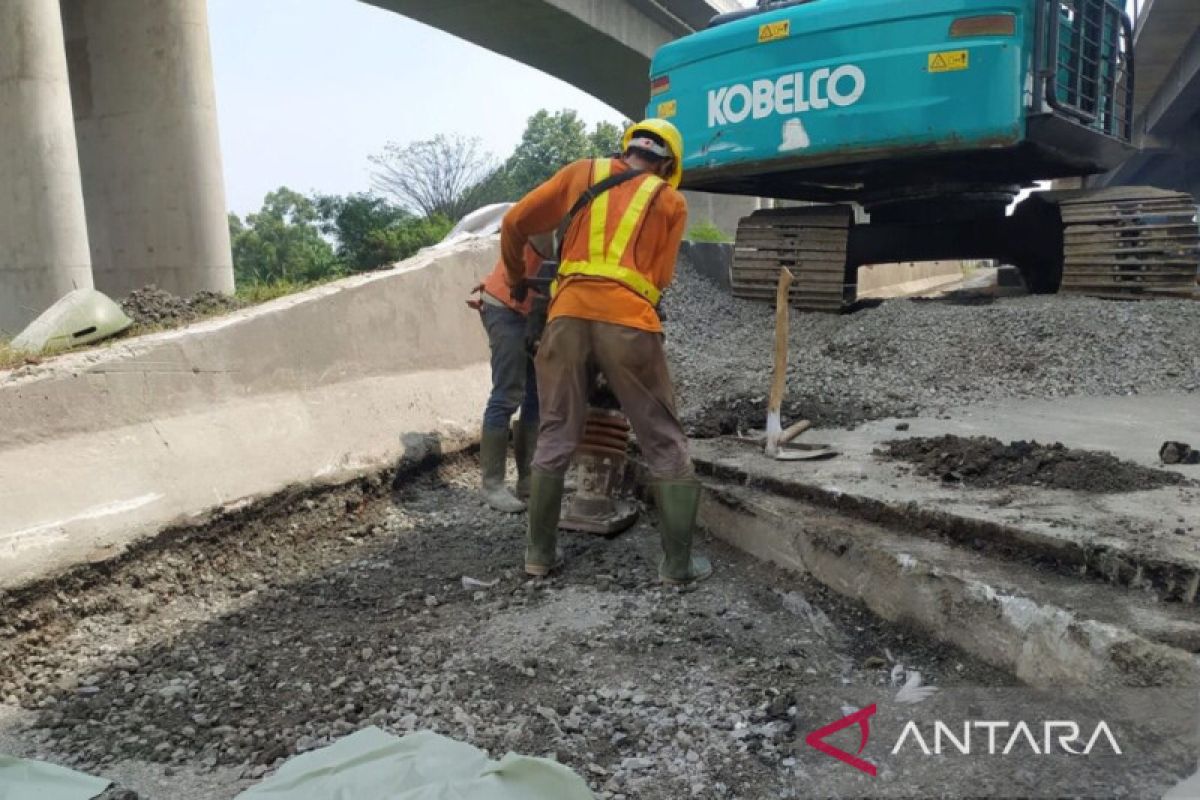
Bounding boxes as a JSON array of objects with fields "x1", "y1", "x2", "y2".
[
  {"x1": 120, "y1": 286, "x2": 244, "y2": 328},
  {"x1": 878, "y1": 434, "x2": 1188, "y2": 493},
  {"x1": 662, "y1": 262, "x2": 1200, "y2": 435}
]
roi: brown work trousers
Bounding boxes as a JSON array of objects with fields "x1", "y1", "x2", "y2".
[{"x1": 532, "y1": 317, "x2": 692, "y2": 479}]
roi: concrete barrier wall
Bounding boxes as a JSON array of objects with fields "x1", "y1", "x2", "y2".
[
  {"x1": 678, "y1": 241, "x2": 733, "y2": 290},
  {"x1": 681, "y1": 242, "x2": 964, "y2": 300},
  {"x1": 680, "y1": 192, "x2": 759, "y2": 240},
  {"x1": 856, "y1": 261, "x2": 965, "y2": 298},
  {"x1": 0, "y1": 239, "x2": 498, "y2": 590}
]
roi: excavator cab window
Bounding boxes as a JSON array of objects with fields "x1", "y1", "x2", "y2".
[
  {"x1": 1036, "y1": 0, "x2": 1133, "y2": 142},
  {"x1": 707, "y1": 0, "x2": 818, "y2": 29}
]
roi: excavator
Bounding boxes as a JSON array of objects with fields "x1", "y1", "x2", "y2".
[{"x1": 648, "y1": 0, "x2": 1200, "y2": 310}]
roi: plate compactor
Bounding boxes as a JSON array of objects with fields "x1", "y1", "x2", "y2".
[{"x1": 557, "y1": 378, "x2": 641, "y2": 536}]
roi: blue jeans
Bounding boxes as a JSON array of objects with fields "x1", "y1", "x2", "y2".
[{"x1": 481, "y1": 303, "x2": 539, "y2": 430}]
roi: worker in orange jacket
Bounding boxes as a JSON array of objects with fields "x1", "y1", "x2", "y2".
[
  {"x1": 500, "y1": 118, "x2": 712, "y2": 586},
  {"x1": 468, "y1": 232, "x2": 555, "y2": 512}
]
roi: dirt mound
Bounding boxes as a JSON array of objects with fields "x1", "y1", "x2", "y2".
[
  {"x1": 121, "y1": 285, "x2": 243, "y2": 328},
  {"x1": 878, "y1": 434, "x2": 1187, "y2": 493}
]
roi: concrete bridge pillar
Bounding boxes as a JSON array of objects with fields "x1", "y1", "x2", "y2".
[
  {"x1": 0, "y1": 0, "x2": 94, "y2": 336},
  {"x1": 62, "y1": 0, "x2": 233, "y2": 298}
]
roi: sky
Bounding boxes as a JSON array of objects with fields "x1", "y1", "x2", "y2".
[
  {"x1": 209, "y1": 0, "x2": 1139, "y2": 216},
  {"x1": 208, "y1": 0, "x2": 624, "y2": 216}
]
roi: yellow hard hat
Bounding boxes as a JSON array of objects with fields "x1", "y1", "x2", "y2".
[{"x1": 622, "y1": 118, "x2": 684, "y2": 188}]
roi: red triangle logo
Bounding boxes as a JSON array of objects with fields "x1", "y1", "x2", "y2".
[{"x1": 805, "y1": 704, "x2": 878, "y2": 776}]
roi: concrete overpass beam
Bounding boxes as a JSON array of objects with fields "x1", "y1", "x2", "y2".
[
  {"x1": 362, "y1": 0, "x2": 681, "y2": 119},
  {"x1": 62, "y1": 0, "x2": 233, "y2": 298},
  {"x1": 0, "y1": 0, "x2": 94, "y2": 336},
  {"x1": 1143, "y1": 27, "x2": 1200, "y2": 136}
]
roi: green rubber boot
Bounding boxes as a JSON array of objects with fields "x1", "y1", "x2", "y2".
[
  {"x1": 480, "y1": 427, "x2": 525, "y2": 513},
  {"x1": 655, "y1": 479, "x2": 713, "y2": 586},
  {"x1": 514, "y1": 418, "x2": 539, "y2": 499},
  {"x1": 525, "y1": 469, "x2": 564, "y2": 577}
]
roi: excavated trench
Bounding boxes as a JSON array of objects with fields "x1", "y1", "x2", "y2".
[{"x1": 2, "y1": 450, "x2": 1197, "y2": 799}]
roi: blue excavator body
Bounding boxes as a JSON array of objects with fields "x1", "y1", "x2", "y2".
[{"x1": 646, "y1": 0, "x2": 1198, "y2": 308}]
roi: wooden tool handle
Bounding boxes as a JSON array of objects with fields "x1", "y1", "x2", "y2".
[
  {"x1": 768, "y1": 268, "x2": 795, "y2": 416},
  {"x1": 780, "y1": 418, "x2": 812, "y2": 444}
]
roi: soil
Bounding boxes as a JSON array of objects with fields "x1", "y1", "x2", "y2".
[
  {"x1": 2, "y1": 455, "x2": 1195, "y2": 797},
  {"x1": 120, "y1": 286, "x2": 244, "y2": 328},
  {"x1": 878, "y1": 434, "x2": 1189, "y2": 493},
  {"x1": 0, "y1": 455, "x2": 1021, "y2": 799}
]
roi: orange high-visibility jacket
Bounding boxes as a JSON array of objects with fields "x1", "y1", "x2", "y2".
[
  {"x1": 481, "y1": 244, "x2": 547, "y2": 315},
  {"x1": 501, "y1": 158, "x2": 688, "y2": 333}
]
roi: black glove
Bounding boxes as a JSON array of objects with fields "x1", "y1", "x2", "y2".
[
  {"x1": 510, "y1": 279, "x2": 529, "y2": 304},
  {"x1": 525, "y1": 297, "x2": 549, "y2": 357}
]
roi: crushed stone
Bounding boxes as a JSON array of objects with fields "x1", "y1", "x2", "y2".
[
  {"x1": 0, "y1": 456, "x2": 1013, "y2": 800},
  {"x1": 662, "y1": 260, "x2": 1200, "y2": 435},
  {"x1": 120, "y1": 286, "x2": 244, "y2": 328},
  {"x1": 878, "y1": 434, "x2": 1189, "y2": 492}
]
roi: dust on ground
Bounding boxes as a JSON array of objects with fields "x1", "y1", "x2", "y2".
[
  {"x1": 120, "y1": 286, "x2": 245, "y2": 328},
  {"x1": 878, "y1": 434, "x2": 1189, "y2": 493}
]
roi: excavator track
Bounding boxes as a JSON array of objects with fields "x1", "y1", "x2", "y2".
[
  {"x1": 731, "y1": 206, "x2": 852, "y2": 313},
  {"x1": 1058, "y1": 187, "x2": 1199, "y2": 300}
]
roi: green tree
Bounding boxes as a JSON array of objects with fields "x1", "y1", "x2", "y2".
[
  {"x1": 367, "y1": 214, "x2": 455, "y2": 264},
  {"x1": 589, "y1": 120, "x2": 625, "y2": 157},
  {"x1": 229, "y1": 188, "x2": 340, "y2": 286},
  {"x1": 466, "y1": 166, "x2": 519, "y2": 210},
  {"x1": 315, "y1": 193, "x2": 455, "y2": 270},
  {"x1": 498, "y1": 110, "x2": 628, "y2": 199},
  {"x1": 315, "y1": 193, "x2": 405, "y2": 271}
]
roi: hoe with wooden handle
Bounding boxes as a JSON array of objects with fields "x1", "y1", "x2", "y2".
[
  {"x1": 761, "y1": 269, "x2": 833, "y2": 461},
  {"x1": 765, "y1": 268, "x2": 795, "y2": 458}
]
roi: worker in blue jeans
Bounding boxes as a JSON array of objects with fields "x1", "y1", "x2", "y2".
[{"x1": 468, "y1": 232, "x2": 555, "y2": 512}]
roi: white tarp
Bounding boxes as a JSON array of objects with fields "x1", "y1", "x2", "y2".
[
  {"x1": 0, "y1": 754, "x2": 110, "y2": 800},
  {"x1": 434, "y1": 204, "x2": 513, "y2": 250},
  {"x1": 234, "y1": 728, "x2": 595, "y2": 800}
]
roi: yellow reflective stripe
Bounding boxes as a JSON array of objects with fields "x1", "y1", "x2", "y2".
[
  {"x1": 606, "y1": 175, "x2": 664, "y2": 264},
  {"x1": 588, "y1": 159, "x2": 612, "y2": 263},
  {"x1": 551, "y1": 161, "x2": 664, "y2": 307},
  {"x1": 556, "y1": 260, "x2": 662, "y2": 305}
]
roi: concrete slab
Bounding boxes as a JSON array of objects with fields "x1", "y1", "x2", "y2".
[
  {"x1": 0, "y1": 239, "x2": 499, "y2": 591},
  {"x1": 699, "y1": 482, "x2": 1200, "y2": 688},
  {"x1": 691, "y1": 393, "x2": 1200, "y2": 598}
]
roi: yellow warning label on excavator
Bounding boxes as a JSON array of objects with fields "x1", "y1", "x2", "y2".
[
  {"x1": 758, "y1": 20, "x2": 791, "y2": 43},
  {"x1": 929, "y1": 50, "x2": 970, "y2": 73},
  {"x1": 657, "y1": 99, "x2": 677, "y2": 119}
]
